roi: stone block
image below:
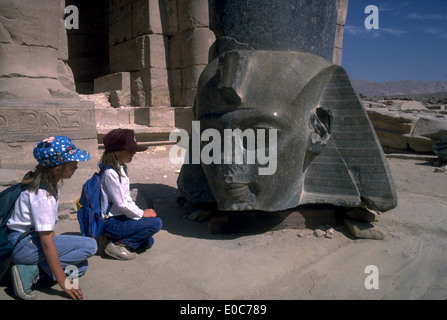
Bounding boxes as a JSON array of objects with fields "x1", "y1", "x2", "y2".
[
  {"x1": 0, "y1": 43, "x2": 58, "y2": 78},
  {"x1": 58, "y1": 1, "x2": 69, "y2": 61},
  {"x1": 183, "y1": 65, "x2": 206, "y2": 90},
  {"x1": 110, "y1": 38, "x2": 144, "y2": 72},
  {"x1": 0, "y1": 0, "x2": 60, "y2": 48},
  {"x1": 0, "y1": 169, "x2": 20, "y2": 186},
  {"x1": 58, "y1": 60, "x2": 76, "y2": 92},
  {"x1": 0, "y1": 99, "x2": 98, "y2": 169},
  {"x1": 400, "y1": 101, "x2": 427, "y2": 111},
  {"x1": 134, "y1": 107, "x2": 175, "y2": 127},
  {"x1": 0, "y1": 78, "x2": 78, "y2": 100},
  {"x1": 407, "y1": 135, "x2": 436, "y2": 153},
  {"x1": 169, "y1": 29, "x2": 215, "y2": 69},
  {"x1": 108, "y1": 0, "x2": 133, "y2": 46},
  {"x1": 158, "y1": 0, "x2": 179, "y2": 36},
  {"x1": 333, "y1": 24, "x2": 345, "y2": 65},
  {"x1": 412, "y1": 117, "x2": 447, "y2": 140},
  {"x1": 183, "y1": 88, "x2": 197, "y2": 107},
  {"x1": 175, "y1": 106, "x2": 194, "y2": 133},
  {"x1": 131, "y1": 68, "x2": 170, "y2": 107},
  {"x1": 97, "y1": 126, "x2": 175, "y2": 145},
  {"x1": 109, "y1": 18, "x2": 132, "y2": 47},
  {"x1": 0, "y1": 99, "x2": 96, "y2": 143},
  {"x1": 367, "y1": 108, "x2": 414, "y2": 134},
  {"x1": 94, "y1": 72, "x2": 131, "y2": 93},
  {"x1": 336, "y1": 0, "x2": 349, "y2": 25},
  {"x1": 169, "y1": 69, "x2": 183, "y2": 106},
  {"x1": 110, "y1": 35, "x2": 167, "y2": 73},
  {"x1": 375, "y1": 130, "x2": 409, "y2": 151},
  {"x1": 168, "y1": 36, "x2": 183, "y2": 70},
  {"x1": 344, "y1": 218, "x2": 385, "y2": 240},
  {"x1": 178, "y1": 0, "x2": 210, "y2": 33},
  {"x1": 170, "y1": 70, "x2": 197, "y2": 107},
  {"x1": 109, "y1": 90, "x2": 131, "y2": 107},
  {"x1": 132, "y1": 0, "x2": 163, "y2": 37},
  {"x1": 95, "y1": 107, "x2": 134, "y2": 126}
]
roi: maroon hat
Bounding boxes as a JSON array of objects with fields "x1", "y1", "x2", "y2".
[{"x1": 103, "y1": 129, "x2": 147, "y2": 152}]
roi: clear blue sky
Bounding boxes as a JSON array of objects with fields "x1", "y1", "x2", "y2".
[{"x1": 342, "y1": 0, "x2": 447, "y2": 82}]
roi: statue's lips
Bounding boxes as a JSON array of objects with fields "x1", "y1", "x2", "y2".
[{"x1": 223, "y1": 183, "x2": 250, "y2": 198}]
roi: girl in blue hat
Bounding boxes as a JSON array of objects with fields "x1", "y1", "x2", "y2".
[{"x1": 6, "y1": 136, "x2": 97, "y2": 300}]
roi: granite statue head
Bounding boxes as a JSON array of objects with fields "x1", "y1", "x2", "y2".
[{"x1": 178, "y1": 49, "x2": 397, "y2": 213}]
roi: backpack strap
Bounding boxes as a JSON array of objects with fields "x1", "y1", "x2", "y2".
[
  {"x1": 99, "y1": 163, "x2": 122, "y2": 183},
  {"x1": 104, "y1": 202, "x2": 113, "y2": 219},
  {"x1": 13, "y1": 182, "x2": 56, "y2": 245},
  {"x1": 98, "y1": 164, "x2": 118, "y2": 218},
  {"x1": 37, "y1": 182, "x2": 57, "y2": 200},
  {"x1": 13, "y1": 230, "x2": 33, "y2": 247}
]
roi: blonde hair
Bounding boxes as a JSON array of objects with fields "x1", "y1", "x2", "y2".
[
  {"x1": 22, "y1": 164, "x2": 65, "y2": 197},
  {"x1": 99, "y1": 150, "x2": 126, "y2": 177}
]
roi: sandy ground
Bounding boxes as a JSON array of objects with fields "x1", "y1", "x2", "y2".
[{"x1": 1, "y1": 146, "x2": 446, "y2": 301}]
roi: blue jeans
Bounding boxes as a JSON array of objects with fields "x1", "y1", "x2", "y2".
[
  {"x1": 8, "y1": 231, "x2": 97, "y2": 280},
  {"x1": 105, "y1": 215, "x2": 162, "y2": 250}
]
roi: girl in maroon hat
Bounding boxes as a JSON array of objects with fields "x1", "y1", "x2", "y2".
[{"x1": 99, "y1": 129, "x2": 162, "y2": 260}]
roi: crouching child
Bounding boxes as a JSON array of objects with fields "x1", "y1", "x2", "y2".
[{"x1": 7, "y1": 136, "x2": 97, "y2": 300}]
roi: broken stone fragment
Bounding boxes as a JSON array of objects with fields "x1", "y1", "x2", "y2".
[
  {"x1": 314, "y1": 229, "x2": 326, "y2": 237},
  {"x1": 344, "y1": 218, "x2": 386, "y2": 240}
]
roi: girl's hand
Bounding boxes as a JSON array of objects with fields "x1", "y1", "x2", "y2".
[
  {"x1": 143, "y1": 208, "x2": 157, "y2": 217},
  {"x1": 39, "y1": 231, "x2": 84, "y2": 300},
  {"x1": 61, "y1": 278, "x2": 84, "y2": 300}
]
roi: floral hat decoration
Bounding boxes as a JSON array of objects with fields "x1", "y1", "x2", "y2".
[{"x1": 33, "y1": 136, "x2": 91, "y2": 167}]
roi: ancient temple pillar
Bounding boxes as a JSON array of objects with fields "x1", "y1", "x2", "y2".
[{"x1": 0, "y1": 0, "x2": 97, "y2": 169}]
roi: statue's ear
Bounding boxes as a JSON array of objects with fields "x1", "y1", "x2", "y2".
[{"x1": 307, "y1": 106, "x2": 333, "y2": 155}]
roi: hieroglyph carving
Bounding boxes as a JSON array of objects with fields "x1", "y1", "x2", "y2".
[{"x1": 0, "y1": 105, "x2": 96, "y2": 143}]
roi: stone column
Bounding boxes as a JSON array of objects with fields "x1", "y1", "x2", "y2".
[
  {"x1": 0, "y1": 0, "x2": 97, "y2": 169},
  {"x1": 209, "y1": 0, "x2": 339, "y2": 61},
  {"x1": 163, "y1": 0, "x2": 216, "y2": 132},
  {"x1": 92, "y1": 0, "x2": 175, "y2": 128},
  {"x1": 333, "y1": 0, "x2": 349, "y2": 65},
  {"x1": 94, "y1": 0, "x2": 215, "y2": 132}
]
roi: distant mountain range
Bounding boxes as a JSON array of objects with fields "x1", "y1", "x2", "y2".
[{"x1": 351, "y1": 80, "x2": 447, "y2": 98}]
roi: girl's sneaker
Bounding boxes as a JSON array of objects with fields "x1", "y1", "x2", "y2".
[
  {"x1": 11, "y1": 264, "x2": 40, "y2": 300},
  {"x1": 105, "y1": 241, "x2": 137, "y2": 260}
]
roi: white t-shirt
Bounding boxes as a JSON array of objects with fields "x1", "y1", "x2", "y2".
[
  {"x1": 7, "y1": 189, "x2": 59, "y2": 233},
  {"x1": 100, "y1": 166, "x2": 143, "y2": 220}
]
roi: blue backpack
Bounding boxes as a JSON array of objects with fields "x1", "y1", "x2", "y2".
[
  {"x1": 77, "y1": 166, "x2": 117, "y2": 239},
  {"x1": 0, "y1": 182, "x2": 49, "y2": 281}
]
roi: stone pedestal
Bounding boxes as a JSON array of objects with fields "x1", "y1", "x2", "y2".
[{"x1": 209, "y1": 206, "x2": 337, "y2": 234}]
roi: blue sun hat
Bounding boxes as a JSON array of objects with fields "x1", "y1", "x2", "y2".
[{"x1": 33, "y1": 136, "x2": 91, "y2": 167}]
